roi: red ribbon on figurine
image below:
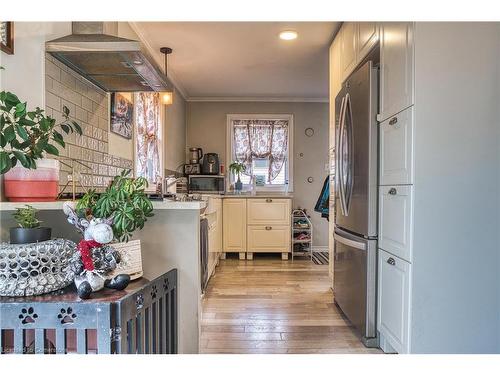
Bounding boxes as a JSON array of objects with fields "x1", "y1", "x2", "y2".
[{"x1": 77, "y1": 239, "x2": 102, "y2": 271}]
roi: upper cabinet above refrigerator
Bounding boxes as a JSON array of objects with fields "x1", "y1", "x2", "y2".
[
  {"x1": 339, "y1": 22, "x2": 380, "y2": 82},
  {"x1": 378, "y1": 23, "x2": 415, "y2": 122}
]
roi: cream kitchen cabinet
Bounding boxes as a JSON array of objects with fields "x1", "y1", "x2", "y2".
[
  {"x1": 378, "y1": 22, "x2": 414, "y2": 122},
  {"x1": 378, "y1": 249, "x2": 411, "y2": 354},
  {"x1": 378, "y1": 185, "x2": 413, "y2": 263},
  {"x1": 223, "y1": 198, "x2": 291, "y2": 260},
  {"x1": 247, "y1": 198, "x2": 290, "y2": 225},
  {"x1": 357, "y1": 22, "x2": 379, "y2": 62},
  {"x1": 246, "y1": 198, "x2": 291, "y2": 260},
  {"x1": 329, "y1": 35, "x2": 342, "y2": 149},
  {"x1": 222, "y1": 198, "x2": 247, "y2": 259},
  {"x1": 379, "y1": 106, "x2": 414, "y2": 185},
  {"x1": 339, "y1": 22, "x2": 379, "y2": 83},
  {"x1": 340, "y1": 22, "x2": 358, "y2": 81},
  {"x1": 206, "y1": 196, "x2": 223, "y2": 279},
  {"x1": 247, "y1": 225, "x2": 290, "y2": 254}
]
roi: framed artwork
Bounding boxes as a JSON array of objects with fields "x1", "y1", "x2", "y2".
[
  {"x1": 0, "y1": 21, "x2": 14, "y2": 55},
  {"x1": 110, "y1": 93, "x2": 133, "y2": 139}
]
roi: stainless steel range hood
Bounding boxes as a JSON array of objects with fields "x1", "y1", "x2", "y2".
[{"x1": 46, "y1": 22, "x2": 170, "y2": 92}]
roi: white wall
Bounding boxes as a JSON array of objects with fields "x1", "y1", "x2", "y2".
[
  {"x1": 187, "y1": 101, "x2": 329, "y2": 247},
  {"x1": 411, "y1": 22, "x2": 500, "y2": 353},
  {"x1": 0, "y1": 22, "x2": 71, "y2": 108},
  {"x1": 165, "y1": 89, "x2": 187, "y2": 172}
]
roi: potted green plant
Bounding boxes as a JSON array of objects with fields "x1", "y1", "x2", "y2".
[
  {"x1": 0, "y1": 74, "x2": 82, "y2": 201},
  {"x1": 74, "y1": 170, "x2": 154, "y2": 280},
  {"x1": 229, "y1": 161, "x2": 246, "y2": 191},
  {"x1": 10, "y1": 205, "x2": 52, "y2": 244}
]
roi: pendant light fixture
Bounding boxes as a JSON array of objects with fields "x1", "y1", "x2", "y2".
[{"x1": 160, "y1": 47, "x2": 173, "y2": 105}]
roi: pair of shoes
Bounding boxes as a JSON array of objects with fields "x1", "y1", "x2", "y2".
[
  {"x1": 294, "y1": 223, "x2": 309, "y2": 229},
  {"x1": 295, "y1": 233, "x2": 311, "y2": 241}
]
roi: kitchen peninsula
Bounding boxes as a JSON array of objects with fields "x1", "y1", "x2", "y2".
[{"x1": 0, "y1": 200, "x2": 206, "y2": 354}]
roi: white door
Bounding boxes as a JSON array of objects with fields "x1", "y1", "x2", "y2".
[
  {"x1": 357, "y1": 22, "x2": 379, "y2": 61},
  {"x1": 379, "y1": 106, "x2": 414, "y2": 185},
  {"x1": 379, "y1": 22, "x2": 414, "y2": 122},
  {"x1": 340, "y1": 22, "x2": 358, "y2": 80},
  {"x1": 378, "y1": 249, "x2": 411, "y2": 354},
  {"x1": 378, "y1": 185, "x2": 413, "y2": 262}
]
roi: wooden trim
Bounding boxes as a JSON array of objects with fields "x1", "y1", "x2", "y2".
[{"x1": 1, "y1": 22, "x2": 14, "y2": 55}]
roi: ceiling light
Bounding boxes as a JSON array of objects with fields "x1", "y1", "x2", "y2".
[
  {"x1": 279, "y1": 30, "x2": 298, "y2": 41},
  {"x1": 162, "y1": 92, "x2": 173, "y2": 105},
  {"x1": 160, "y1": 47, "x2": 174, "y2": 105}
]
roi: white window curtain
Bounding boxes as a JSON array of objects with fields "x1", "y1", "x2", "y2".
[
  {"x1": 232, "y1": 119, "x2": 289, "y2": 183},
  {"x1": 135, "y1": 92, "x2": 162, "y2": 187}
]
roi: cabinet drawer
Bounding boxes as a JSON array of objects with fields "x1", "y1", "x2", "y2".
[
  {"x1": 247, "y1": 225, "x2": 290, "y2": 253},
  {"x1": 377, "y1": 249, "x2": 411, "y2": 354},
  {"x1": 380, "y1": 106, "x2": 413, "y2": 185},
  {"x1": 379, "y1": 185, "x2": 413, "y2": 262},
  {"x1": 247, "y1": 199, "x2": 291, "y2": 225}
]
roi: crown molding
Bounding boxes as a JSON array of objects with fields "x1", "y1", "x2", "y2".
[
  {"x1": 187, "y1": 96, "x2": 329, "y2": 103},
  {"x1": 128, "y1": 22, "x2": 188, "y2": 100}
]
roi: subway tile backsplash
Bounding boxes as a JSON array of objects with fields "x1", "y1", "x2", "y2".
[{"x1": 45, "y1": 54, "x2": 133, "y2": 194}]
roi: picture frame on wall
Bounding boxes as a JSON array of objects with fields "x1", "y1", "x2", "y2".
[
  {"x1": 0, "y1": 21, "x2": 14, "y2": 55},
  {"x1": 110, "y1": 92, "x2": 133, "y2": 139}
]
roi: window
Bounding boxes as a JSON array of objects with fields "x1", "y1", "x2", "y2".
[
  {"x1": 227, "y1": 114, "x2": 293, "y2": 191},
  {"x1": 134, "y1": 92, "x2": 163, "y2": 191}
]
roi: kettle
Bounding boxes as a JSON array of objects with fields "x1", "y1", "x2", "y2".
[{"x1": 189, "y1": 148, "x2": 203, "y2": 164}]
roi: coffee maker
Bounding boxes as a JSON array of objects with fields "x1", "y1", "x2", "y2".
[
  {"x1": 202, "y1": 153, "x2": 220, "y2": 175},
  {"x1": 185, "y1": 148, "x2": 203, "y2": 175}
]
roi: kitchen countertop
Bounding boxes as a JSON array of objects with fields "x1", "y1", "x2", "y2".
[
  {"x1": 218, "y1": 192, "x2": 293, "y2": 199},
  {"x1": 0, "y1": 200, "x2": 206, "y2": 211}
]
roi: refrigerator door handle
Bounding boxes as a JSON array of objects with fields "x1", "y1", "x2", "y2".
[
  {"x1": 334, "y1": 232, "x2": 367, "y2": 250},
  {"x1": 335, "y1": 97, "x2": 346, "y2": 216},
  {"x1": 344, "y1": 93, "x2": 354, "y2": 213},
  {"x1": 338, "y1": 95, "x2": 348, "y2": 216}
]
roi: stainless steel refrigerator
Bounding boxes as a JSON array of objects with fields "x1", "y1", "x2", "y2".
[{"x1": 334, "y1": 60, "x2": 378, "y2": 347}]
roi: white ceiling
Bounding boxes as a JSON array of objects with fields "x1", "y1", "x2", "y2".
[{"x1": 132, "y1": 22, "x2": 340, "y2": 101}]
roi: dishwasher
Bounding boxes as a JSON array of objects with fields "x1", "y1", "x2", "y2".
[{"x1": 200, "y1": 217, "x2": 209, "y2": 293}]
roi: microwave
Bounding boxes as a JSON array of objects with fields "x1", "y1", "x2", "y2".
[{"x1": 188, "y1": 175, "x2": 225, "y2": 194}]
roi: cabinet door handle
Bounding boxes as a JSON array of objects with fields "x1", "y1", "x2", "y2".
[
  {"x1": 389, "y1": 117, "x2": 398, "y2": 125},
  {"x1": 266, "y1": 198, "x2": 273, "y2": 203},
  {"x1": 388, "y1": 188, "x2": 397, "y2": 195},
  {"x1": 387, "y1": 257, "x2": 396, "y2": 266},
  {"x1": 265, "y1": 226, "x2": 272, "y2": 230}
]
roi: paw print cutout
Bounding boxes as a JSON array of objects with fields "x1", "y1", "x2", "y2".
[
  {"x1": 58, "y1": 307, "x2": 77, "y2": 325},
  {"x1": 150, "y1": 285, "x2": 158, "y2": 300},
  {"x1": 163, "y1": 278, "x2": 170, "y2": 291},
  {"x1": 18, "y1": 307, "x2": 38, "y2": 325},
  {"x1": 136, "y1": 294, "x2": 144, "y2": 309}
]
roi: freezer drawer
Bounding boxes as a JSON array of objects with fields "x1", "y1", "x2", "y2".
[{"x1": 334, "y1": 227, "x2": 377, "y2": 343}]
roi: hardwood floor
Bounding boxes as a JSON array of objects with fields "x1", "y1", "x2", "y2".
[{"x1": 201, "y1": 254, "x2": 382, "y2": 354}]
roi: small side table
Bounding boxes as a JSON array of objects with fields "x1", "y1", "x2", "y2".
[{"x1": 0, "y1": 269, "x2": 177, "y2": 354}]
